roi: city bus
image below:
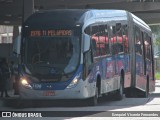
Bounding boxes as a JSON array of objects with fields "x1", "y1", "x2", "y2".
[{"x1": 17, "y1": 9, "x2": 155, "y2": 106}]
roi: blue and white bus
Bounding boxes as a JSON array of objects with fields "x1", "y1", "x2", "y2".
[{"x1": 17, "y1": 9, "x2": 155, "y2": 106}]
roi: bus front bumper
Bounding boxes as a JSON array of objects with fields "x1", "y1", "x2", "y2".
[{"x1": 19, "y1": 81, "x2": 95, "y2": 100}]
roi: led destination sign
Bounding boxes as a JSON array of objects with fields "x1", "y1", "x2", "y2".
[{"x1": 30, "y1": 30, "x2": 72, "y2": 37}]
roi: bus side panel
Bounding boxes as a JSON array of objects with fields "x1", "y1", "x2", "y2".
[
  {"x1": 116, "y1": 53, "x2": 132, "y2": 89},
  {"x1": 100, "y1": 52, "x2": 132, "y2": 94},
  {"x1": 116, "y1": 54, "x2": 125, "y2": 74},
  {"x1": 124, "y1": 54, "x2": 131, "y2": 88},
  {"x1": 102, "y1": 56, "x2": 117, "y2": 93},
  {"x1": 135, "y1": 54, "x2": 146, "y2": 91},
  {"x1": 146, "y1": 59, "x2": 155, "y2": 92}
]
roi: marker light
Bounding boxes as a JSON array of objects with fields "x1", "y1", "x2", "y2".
[{"x1": 21, "y1": 78, "x2": 32, "y2": 89}]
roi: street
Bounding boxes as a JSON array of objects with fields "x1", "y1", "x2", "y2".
[{"x1": 0, "y1": 80, "x2": 160, "y2": 120}]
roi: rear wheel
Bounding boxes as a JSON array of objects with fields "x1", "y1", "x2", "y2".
[{"x1": 140, "y1": 79, "x2": 149, "y2": 98}]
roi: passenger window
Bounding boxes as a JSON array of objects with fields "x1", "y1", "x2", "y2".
[
  {"x1": 91, "y1": 24, "x2": 110, "y2": 57},
  {"x1": 135, "y1": 26, "x2": 142, "y2": 55},
  {"x1": 110, "y1": 25, "x2": 117, "y2": 55},
  {"x1": 110, "y1": 23, "x2": 124, "y2": 55},
  {"x1": 104, "y1": 25, "x2": 110, "y2": 55},
  {"x1": 144, "y1": 33, "x2": 151, "y2": 60},
  {"x1": 116, "y1": 23, "x2": 124, "y2": 54},
  {"x1": 98, "y1": 25, "x2": 106, "y2": 56},
  {"x1": 123, "y1": 25, "x2": 129, "y2": 53},
  {"x1": 91, "y1": 25, "x2": 100, "y2": 57}
]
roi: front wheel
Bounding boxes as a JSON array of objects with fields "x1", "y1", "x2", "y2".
[
  {"x1": 88, "y1": 87, "x2": 98, "y2": 106},
  {"x1": 140, "y1": 79, "x2": 149, "y2": 98},
  {"x1": 114, "y1": 77, "x2": 124, "y2": 100}
]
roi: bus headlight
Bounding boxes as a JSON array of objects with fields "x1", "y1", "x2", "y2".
[
  {"x1": 20, "y1": 78, "x2": 32, "y2": 89},
  {"x1": 67, "y1": 73, "x2": 81, "y2": 89}
]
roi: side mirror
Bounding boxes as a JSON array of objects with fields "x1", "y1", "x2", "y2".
[
  {"x1": 13, "y1": 35, "x2": 21, "y2": 57},
  {"x1": 83, "y1": 34, "x2": 90, "y2": 53}
]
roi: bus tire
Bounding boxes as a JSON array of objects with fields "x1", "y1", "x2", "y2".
[
  {"x1": 114, "y1": 76, "x2": 124, "y2": 100},
  {"x1": 88, "y1": 87, "x2": 98, "y2": 106},
  {"x1": 142, "y1": 78, "x2": 149, "y2": 98}
]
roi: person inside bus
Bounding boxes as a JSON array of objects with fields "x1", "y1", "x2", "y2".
[
  {"x1": 144, "y1": 39, "x2": 150, "y2": 59},
  {"x1": 135, "y1": 37, "x2": 142, "y2": 55}
]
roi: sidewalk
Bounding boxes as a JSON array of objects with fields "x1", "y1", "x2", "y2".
[
  {"x1": 1, "y1": 89, "x2": 19, "y2": 98},
  {"x1": 155, "y1": 80, "x2": 160, "y2": 93},
  {"x1": 0, "y1": 89, "x2": 19, "y2": 107}
]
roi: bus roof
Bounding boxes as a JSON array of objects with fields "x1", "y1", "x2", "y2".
[
  {"x1": 24, "y1": 9, "x2": 150, "y2": 32},
  {"x1": 24, "y1": 9, "x2": 87, "y2": 27},
  {"x1": 131, "y1": 13, "x2": 151, "y2": 31},
  {"x1": 90, "y1": 10, "x2": 127, "y2": 18},
  {"x1": 24, "y1": 9, "x2": 128, "y2": 27}
]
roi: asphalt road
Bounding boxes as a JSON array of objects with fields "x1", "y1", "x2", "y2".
[{"x1": 0, "y1": 80, "x2": 160, "y2": 120}]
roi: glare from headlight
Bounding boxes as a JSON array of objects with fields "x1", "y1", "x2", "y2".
[
  {"x1": 21, "y1": 79, "x2": 28, "y2": 85},
  {"x1": 67, "y1": 73, "x2": 81, "y2": 89},
  {"x1": 21, "y1": 78, "x2": 32, "y2": 89},
  {"x1": 72, "y1": 78, "x2": 78, "y2": 84}
]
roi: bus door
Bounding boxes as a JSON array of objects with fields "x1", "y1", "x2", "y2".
[
  {"x1": 98, "y1": 24, "x2": 112, "y2": 81},
  {"x1": 122, "y1": 25, "x2": 131, "y2": 88},
  {"x1": 143, "y1": 33, "x2": 154, "y2": 92},
  {"x1": 134, "y1": 27, "x2": 144, "y2": 89},
  {"x1": 114, "y1": 23, "x2": 125, "y2": 76},
  {"x1": 110, "y1": 23, "x2": 125, "y2": 90}
]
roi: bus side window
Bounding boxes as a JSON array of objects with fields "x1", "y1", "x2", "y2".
[
  {"x1": 110, "y1": 25, "x2": 117, "y2": 55},
  {"x1": 135, "y1": 26, "x2": 142, "y2": 55},
  {"x1": 148, "y1": 37, "x2": 152, "y2": 60},
  {"x1": 104, "y1": 25, "x2": 110, "y2": 55},
  {"x1": 91, "y1": 38, "x2": 97, "y2": 57},
  {"x1": 83, "y1": 49, "x2": 93, "y2": 78},
  {"x1": 98, "y1": 24, "x2": 107, "y2": 56},
  {"x1": 116, "y1": 23, "x2": 124, "y2": 54},
  {"x1": 123, "y1": 25, "x2": 128, "y2": 53},
  {"x1": 91, "y1": 25, "x2": 101, "y2": 57},
  {"x1": 144, "y1": 33, "x2": 151, "y2": 60}
]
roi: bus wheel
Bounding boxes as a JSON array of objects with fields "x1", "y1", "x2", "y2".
[
  {"x1": 114, "y1": 77, "x2": 124, "y2": 100},
  {"x1": 88, "y1": 87, "x2": 98, "y2": 106},
  {"x1": 142, "y1": 79, "x2": 149, "y2": 98}
]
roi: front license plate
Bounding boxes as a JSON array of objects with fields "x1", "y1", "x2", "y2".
[{"x1": 43, "y1": 91, "x2": 55, "y2": 96}]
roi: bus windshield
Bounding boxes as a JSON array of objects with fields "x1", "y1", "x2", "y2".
[{"x1": 24, "y1": 35, "x2": 80, "y2": 81}]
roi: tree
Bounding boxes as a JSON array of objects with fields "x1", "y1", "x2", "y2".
[{"x1": 150, "y1": 25, "x2": 160, "y2": 45}]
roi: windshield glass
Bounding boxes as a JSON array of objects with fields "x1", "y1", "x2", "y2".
[{"x1": 24, "y1": 33, "x2": 80, "y2": 81}]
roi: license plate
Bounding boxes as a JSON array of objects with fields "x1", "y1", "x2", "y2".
[{"x1": 43, "y1": 91, "x2": 55, "y2": 96}]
